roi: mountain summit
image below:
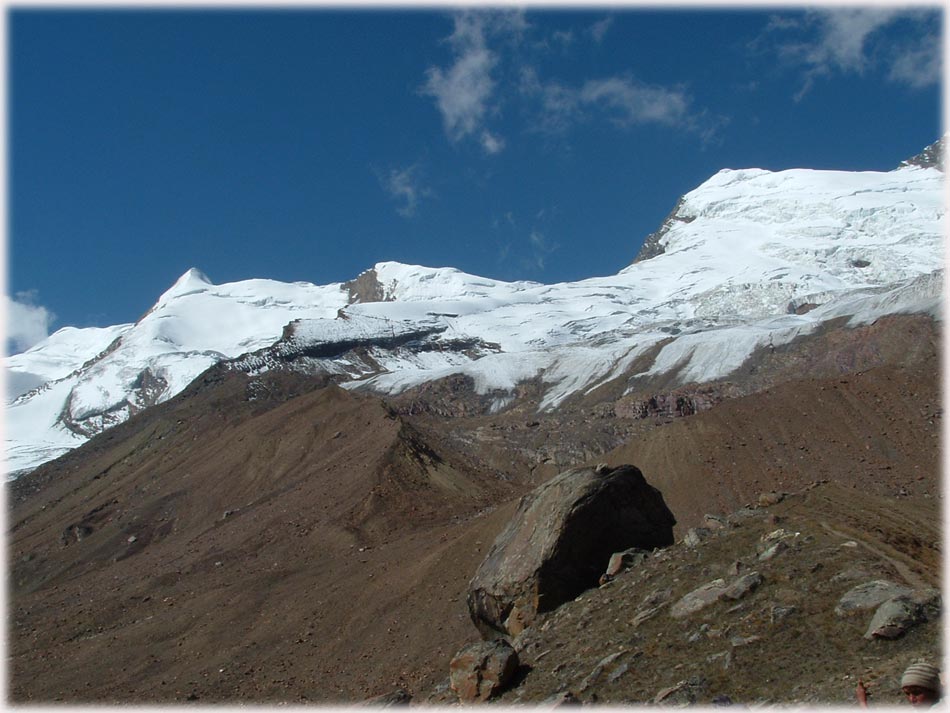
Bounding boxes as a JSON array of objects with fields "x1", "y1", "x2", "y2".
[{"x1": 5, "y1": 144, "x2": 944, "y2": 476}]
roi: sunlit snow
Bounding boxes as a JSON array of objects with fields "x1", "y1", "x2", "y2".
[{"x1": 5, "y1": 162, "x2": 944, "y2": 476}]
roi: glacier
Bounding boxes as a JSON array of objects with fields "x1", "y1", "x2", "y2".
[{"x1": 4, "y1": 158, "x2": 944, "y2": 477}]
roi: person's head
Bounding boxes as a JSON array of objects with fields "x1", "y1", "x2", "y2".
[{"x1": 901, "y1": 662, "x2": 941, "y2": 706}]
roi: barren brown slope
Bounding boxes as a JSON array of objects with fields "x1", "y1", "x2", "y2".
[
  {"x1": 8, "y1": 314, "x2": 941, "y2": 704},
  {"x1": 9, "y1": 369, "x2": 522, "y2": 703},
  {"x1": 598, "y1": 349, "x2": 941, "y2": 537}
]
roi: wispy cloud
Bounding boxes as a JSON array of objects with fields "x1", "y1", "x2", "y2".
[
  {"x1": 527, "y1": 229, "x2": 558, "y2": 271},
  {"x1": 587, "y1": 16, "x2": 614, "y2": 43},
  {"x1": 580, "y1": 76, "x2": 690, "y2": 127},
  {"x1": 888, "y1": 29, "x2": 942, "y2": 89},
  {"x1": 421, "y1": 10, "x2": 526, "y2": 150},
  {"x1": 6, "y1": 291, "x2": 55, "y2": 354},
  {"x1": 481, "y1": 130, "x2": 506, "y2": 155},
  {"x1": 761, "y1": 9, "x2": 941, "y2": 100},
  {"x1": 380, "y1": 164, "x2": 430, "y2": 218},
  {"x1": 521, "y1": 68, "x2": 720, "y2": 141}
]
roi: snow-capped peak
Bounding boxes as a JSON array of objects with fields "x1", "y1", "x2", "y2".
[
  {"x1": 156, "y1": 267, "x2": 214, "y2": 304},
  {"x1": 6, "y1": 146, "x2": 944, "y2": 477}
]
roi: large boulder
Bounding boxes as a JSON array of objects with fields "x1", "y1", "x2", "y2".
[{"x1": 467, "y1": 464, "x2": 675, "y2": 638}]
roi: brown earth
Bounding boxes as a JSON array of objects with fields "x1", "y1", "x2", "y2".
[{"x1": 7, "y1": 314, "x2": 942, "y2": 704}]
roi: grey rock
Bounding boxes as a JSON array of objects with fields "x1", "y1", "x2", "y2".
[
  {"x1": 468, "y1": 464, "x2": 675, "y2": 638},
  {"x1": 835, "y1": 580, "x2": 914, "y2": 617},
  {"x1": 910, "y1": 587, "x2": 942, "y2": 620},
  {"x1": 864, "y1": 595, "x2": 928, "y2": 640},
  {"x1": 608, "y1": 663, "x2": 630, "y2": 683},
  {"x1": 654, "y1": 676, "x2": 709, "y2": 705},
  {"x1": 720, "y1": 572, "x2": 764, "y2": 601},
  {"x1": 831, "y1": 566, "x2": 872, "y2": 583},
  {"x1": 671, "y1": 579, "x2": 728, "y2": 618},
  {"x1": 770, "y1": 605, "x2": 797, "y2": 623},
  {"x1": 758, "y1": 539, "x2": 790, "y2": 561},
  {"x1": 632, "y1": 605, "x2": 664, "y2": 627},
  {"x1": 541, "y1": 691, "x2": 579, "y2": 706},
  {"x1": 703, "y1": 514, "x2": 728, "y2": 530},
  {"x1": 449, "y1": 639, "x2": 519, "y2": 703},
  {"x1": 640, "y1": 587, "x2": 673, "y2": 608},
  {"x1": 684, "y1": 527, "x2": 712, "y2": 547}
]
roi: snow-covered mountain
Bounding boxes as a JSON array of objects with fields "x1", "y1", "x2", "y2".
[{"x1": 5, "y1": 151, "x2": 944, "y2": 477}]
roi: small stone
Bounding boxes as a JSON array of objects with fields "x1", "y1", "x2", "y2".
[
  {"x1": 758, "y1": 540, "x2": 789, "y2": 561},
  {"x1": 640, "y1": 587, "x2": 673, "y2": 608},
  {"x1": 632, "y1": 605, "x2": 663, "y2": 627},
  {"x1": 770, "y1": 605, "x2": 797, "y2": 623},
  {"x1": 684, "y1": 527, "x2": 712, "y2": 547},
  {"x1": 831, "y1": 567, "x2": 872, "y2": 583},
  {"x1": 729, "y1": 634, "x2": 761, "y2": 647},
  {"x1": 608, "y1": 663, "x2": 630, "y2": 683}
]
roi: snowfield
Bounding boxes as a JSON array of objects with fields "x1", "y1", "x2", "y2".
[{"x1": 5, "y1": 161, "x2": 944, "y2": 476}]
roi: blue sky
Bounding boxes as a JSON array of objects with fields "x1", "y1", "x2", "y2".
[{"x1": 6, "y1": 5, "x2": 944, "y2": 352}]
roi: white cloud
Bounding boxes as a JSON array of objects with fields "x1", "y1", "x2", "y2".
[
  {"x1": 888, "y1": 30, "x2": 942, "y2": 89},
  {"x1": 381, "y1": 164, "x2": 429, "y2": 218},
  {"x1": 421, "y1": 10, "x2": 525, "y2": 149},
  {"x1": 522, "y1": 68, "x2": 706, "y2": 137},
  {"x1": 580, "y1": 76, "x2": 690, "y2": 127},
  {"x1": 422, "y1": 43, "x2": 497, "y2": 142},
  {"x1": 764, "y1": 9, "x2": 941, "y2": 99},
  {"x1": 6, "y1": 292, "x2": 55, "y2": 354},
  {"x1": 480, "y1": 130, "x2": 506, "y2": 155}
]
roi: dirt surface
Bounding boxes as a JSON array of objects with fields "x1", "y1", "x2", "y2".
[{"x1": 7, "y1": 314, "x2": 942, "y2": 704}]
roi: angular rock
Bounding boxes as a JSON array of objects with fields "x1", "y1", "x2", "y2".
[
  {"x1": 468, "y1": 464, "x2": 675, "y2": 638},
  {"x1": 720, "y1": 571, "x2": 764, "y2": 601},
  {"x1": 684, "y1": 527, "x2": 712, "y2": 547},
  {"x1": 449, "y1": 639, "x2": 519, "y2": 703},
  {"x1": 654, "y1": 676, "x2": 708, "y2": 704},
  {"x1": 671, "y1": 579, "x2": 728, "y2": 618},
  {"x1": 599, "y1": 547, "x2": 649, "y2": 584},
  {"x1": 757, "y1": 540, "x2": 789, "y2": 561},
  {"x1": 864, "y1": 595, "x2": 921, "y2": 639},
  {"x1": 835, "y1": 580, "x2": 913, "y2": 617}
]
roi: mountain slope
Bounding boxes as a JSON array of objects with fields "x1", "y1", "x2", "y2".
[{"x1": 9, "y1": 368, "x2": 524, "y2": 702}]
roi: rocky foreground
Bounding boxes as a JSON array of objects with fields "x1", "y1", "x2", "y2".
[
  {"x1": 8, "y1": 314, "x2": 941, "y2": 704},
  {"x1": 430, "y1": 477, "x2": 940, "y2": 706}
]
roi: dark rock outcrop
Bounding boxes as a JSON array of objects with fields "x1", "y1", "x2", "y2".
[
  {"x1": 899, "y1": 137, "x2": 945, "y2": 171},
  {"x1": 467, "y1": 464, "x2": 675, "y2": 638},
  {"x1": 631, "y1": 197, "x2": 696, "y2": 263}
]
